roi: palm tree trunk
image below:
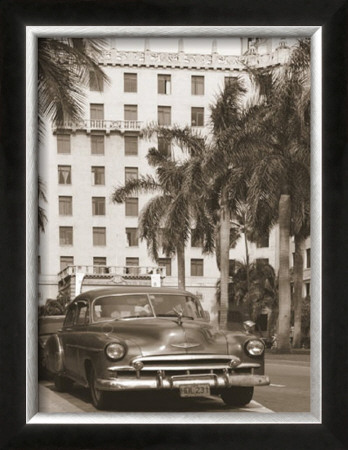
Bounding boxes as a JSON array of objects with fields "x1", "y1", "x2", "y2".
[
  {"x1": 219, "y1": 190, "x2": 230, "y2": 329},
  {"x1": 277, "y1": 194, "x2": 291, "y2": 352},
  {"x1": 243, "y1": 231, "x2": 252, "y2": 318},
  {"x1": 176, "y1": 242, "x2": 186, "y2": 290},
  {"x1": 293, "y1": 235, "x2": 305, "y2": 348}
]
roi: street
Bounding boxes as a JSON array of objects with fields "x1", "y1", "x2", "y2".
[{"x1": 38, "y1": 353, "x2": 310, "y2": 414}]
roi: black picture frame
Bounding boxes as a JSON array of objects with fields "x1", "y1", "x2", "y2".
[{"x1": 1, "y1": 0, "x2": 347, "y2": 449}]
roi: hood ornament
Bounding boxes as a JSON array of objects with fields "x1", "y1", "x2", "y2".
[
  {"x1": 172, "y1": 305, "x2": 184, "y2": 326},
  {"x1": 171, "y1": 342, "x2": 201, "y2": 349}
]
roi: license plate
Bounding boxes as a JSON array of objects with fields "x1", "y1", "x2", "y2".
[{"x1": 179, "y1": 384, "x2": 210, "y2": 397}]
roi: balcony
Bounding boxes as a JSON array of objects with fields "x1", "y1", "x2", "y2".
[
  {"x1": 58, "y1": 265, "x2": 166, "y2": 281},
  {"x1": 53, "y1": 120, "x2": 142, "y2": 134}
]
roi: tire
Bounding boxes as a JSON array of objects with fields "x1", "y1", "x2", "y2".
[
  {"x1": 89, "y1": 366, "x2": 109, "y2": 410},
  {"x1": 54, "y1": 374, "x2": 73, "y2": 392},
  {"x1": 221, "y1": 387, "x2": 254, "y2": 407}
]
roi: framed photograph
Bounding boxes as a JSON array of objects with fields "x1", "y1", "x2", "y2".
[{"x1": 1, "y1": 1, "x2": 347, "y2": 449}]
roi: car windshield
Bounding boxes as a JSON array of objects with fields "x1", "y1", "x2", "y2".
[
  {"x1": 93, "y1": 294, "x2": 153, "y2": 322},
  {"x1": 92, "y1": 293, "x2": 204, "y2": 322},
  {"x1": 148, "y1": 294, "x2": 204, "y2": 320}
]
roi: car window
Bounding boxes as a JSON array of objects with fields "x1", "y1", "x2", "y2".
[
  {"x1": 149, "y1": 295, "x2": 204, "y2": 319},
  {"x1": 64, "y1": 303, "x2": 77, "y2": 327},
  {"x1": 92, "y1": 295, "x2": 153, "y2": 322},
  {"x1": 76, "y1": 302, "x2": 88, "y2": 326}
]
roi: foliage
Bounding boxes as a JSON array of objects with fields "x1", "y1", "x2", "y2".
[
  {"x1": 40, "y1": 294, "x2": 70, "y2": 316},
  {"x1": 112, "y1": 139, "x2": 215, "y2": 267},
  {"x1": 38, "y1": 38, "x2": 109, "y2": 125}
]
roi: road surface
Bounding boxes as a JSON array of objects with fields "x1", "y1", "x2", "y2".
[{"x1": 38, "y1": 353, "x2": 310, "y2": 414}]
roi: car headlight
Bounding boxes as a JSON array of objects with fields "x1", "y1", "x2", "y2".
[
  {"x1": 245, "y1": 339, "x2": 265, "y2": 356},
  {"x1": 105, "y1": 343, "x2": 126, "y2": 360}
]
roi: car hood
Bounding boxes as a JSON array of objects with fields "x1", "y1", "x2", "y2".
[{"x1": 104, "y1": 317, "x2": 229, "y2": 357}]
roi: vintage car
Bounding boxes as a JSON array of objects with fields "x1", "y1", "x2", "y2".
[{"x1": 45, "y1": 287, "x2": 270, "y2": 409}]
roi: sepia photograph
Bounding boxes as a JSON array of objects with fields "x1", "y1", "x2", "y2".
[{"x1": 28, "y1": 27, "x2": 320, "y2": 423}]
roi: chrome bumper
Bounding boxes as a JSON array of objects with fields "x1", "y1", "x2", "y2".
[{"x1": 96, "y1": 373, "x2": 270, "y2": 391}]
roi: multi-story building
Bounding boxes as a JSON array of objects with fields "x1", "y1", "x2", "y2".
[{"x1": 38, "y1": 37, "x2": 311, "y2": 323}]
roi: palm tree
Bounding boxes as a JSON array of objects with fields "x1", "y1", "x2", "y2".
[
  {"x1": 38, "y1": 38, "x2": 109, "y2": 230},
  {"x1": 206, "y1": 79, "x2": 271, "y2": 329},
  {"x1": 111, "y1": 139, "x2": 214, "y2": 289},
  {"x1": 38, "y1": 38, "x2": 109, "y2": 126},
  {"x1": 247, "y1": 39, "x2": 311, "y2": 351},
  {"x1": 38, "y1": 176, "x2": 47, "y2": 233}
]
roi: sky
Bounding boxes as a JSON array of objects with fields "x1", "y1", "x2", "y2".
[{"x1": 109, "y1": 38, "x2": 242, "y2": 55}]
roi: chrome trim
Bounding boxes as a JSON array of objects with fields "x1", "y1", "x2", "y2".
[
  {"x1": 133, "y1": 354, "x2": 238, "y2": 362},
  {"x1": 96, "y1": 374, "x2": 270, "y2": 391},
  {"x1": 170, "y1": 343, "x2": 201, "y2": 349},
  {"x1": 111, "y1": 363, "x2": 240, "y2": 371},
  {"x1": 66, "y1": 344, "x2": 103, "y2": 352}
]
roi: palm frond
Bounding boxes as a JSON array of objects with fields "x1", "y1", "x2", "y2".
[{"x1": 111, "y1": 175, "x2": 160, "y2": 203}]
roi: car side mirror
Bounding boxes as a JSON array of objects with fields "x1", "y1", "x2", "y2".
[{"x1": 203, "y1": 311, "x2": 210, "y2": 322}]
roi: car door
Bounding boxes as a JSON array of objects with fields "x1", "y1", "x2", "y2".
[{"x1": 59, "y1": 302, "x2": 78, "y2": 374}]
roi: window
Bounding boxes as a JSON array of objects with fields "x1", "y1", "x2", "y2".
[
  {"x1": 225, "y1": 76, "x2": 236, "y2": 87},
  {"x1": 58, "y1": 165, "x2": 71, "y2": 184},
  {"x1": 57, "y1": 134, "x2": 71, "y2": 154},
  {"x1": 124, "y1": 136, "x2": 138, "y2": 156},
  {"x1": 124, "y1": 105, "x2": 138, "y2": 121},
  {"x1": 76, "y1": 302, "x2": 88, "y2": 325},
  {"x1": 126, "y1": 228, "x2": 138, "y2": 246},
  {"x1": 158, "y1": 106, "x2": 171, "y2": 126},
  {"x1": 256, "y1": 258, "x2": 269, "y2": 269},
  {"x1": 158, "y1": 258, "x2": 171, "y2": 276},
  {"x1": 64, "y1": 304, "x2": 77, "y2": 328},
  {"x1": 90, "y1": 104, "x2": 104, "y2": 120},
  {"x1": 92, "y1": 166, "x2": 105, "y2": 185},
  {"x1": 125, "y1": 167, "x2": 138, "y2": 182},
  {"x1": 191, "y1": 259, "x2": 204, "y2": 276},
  {"x1": 60, "y1": 256, "x2": 74, "y2": 271},
  {"x1": 93, "y1": 227, "x2": 106, "y2": 246},
  {"x1": 229, "y1": 259, "x2": 236, "y2": 276},
  {"x1": 59, "y1": 227, "x2": 73, "y2": 246},
  {"x1": 59, "y1": 196, "x2": 72, "y2": 215},
  {"x1": 191, "y1": 107, "x2": 204, "y2": 126},
  {"x1": 92, "y1": 197, "x2": 105, "y2": 215},
  {"x1": 93, "y1": 257, "x2": 108, "y2": 274},
  {"x1": 306, "y1": 248, "x2": 311, "y2": 268},
  {"x1": 191, "y1": 229, "x2": 202, "y2": 247},
  {"x1": 305, "y1": 282, "x2": 310, "y2": 297},
  {"x1": 89, "y1": 71, "x2": 103, "y2": 91},
  {"x1": 38, "y1": 256, "x2": 41, "y2": 274},
  {"x1": 158, "y1": 74, "x2": 171, "y2": 94},
  {"x1": 91, "y1": 135, "x2": 104, "y2": 155},
  {"x1": 258, "y1": 73, "x2": 272, "y2": 97},
  {"x1": 124, "y1": 73, "x2": 137, "y2": 92},
  {"x1": 157, "y1": 228, "x2": 165, "y2": 249},
  {"x1": 125, "y1": 257, "x2": 139, "y2": 275},
  {"x1": 158, "y1": 137, "x2": 171, "y2": 156},
  {"x1": 191, "y1": 76, "x2": 204, "y2": 95},
  {"x1": 125, "y1": 198, "x2": 138, "y2": 216},
  {"x1": 256, "y1": 235, "x2": 269, "y2": 248}
]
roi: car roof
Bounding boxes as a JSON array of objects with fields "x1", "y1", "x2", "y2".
[{"x1": 73, "y1": 286, "x2": 196, "y2": 302}]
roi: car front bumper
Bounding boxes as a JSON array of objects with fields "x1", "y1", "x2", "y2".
[{"x1": 96, "y1": 373, "x2": 270, "y2": 391}]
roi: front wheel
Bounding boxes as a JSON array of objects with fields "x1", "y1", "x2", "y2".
[
  {"x1": 89, "y1": 366, "x2": 109, "y2": 410},
  {"x1": 221, "y1": 387, "x2": 254, "y2": 407}
]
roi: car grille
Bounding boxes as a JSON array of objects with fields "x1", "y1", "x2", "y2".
[{"x1": 109, "y1": 354, "x2": 259, "y2": 378}]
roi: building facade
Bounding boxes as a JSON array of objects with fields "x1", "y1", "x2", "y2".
[{"x1": 38, "y1": 37, "x2": 311, "y2": 322}]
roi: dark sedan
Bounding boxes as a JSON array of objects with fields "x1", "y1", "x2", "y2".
[{"x1": 45, "y1": 287, "x2": 269, "y2": 409}]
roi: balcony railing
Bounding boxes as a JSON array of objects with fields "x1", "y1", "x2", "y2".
[
  {"x1": 58, "y1": 265, "x2": 166, "y2": 280},
  {"x1": 53, "y1": 120, "x2": 142, "y2": 134}
]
